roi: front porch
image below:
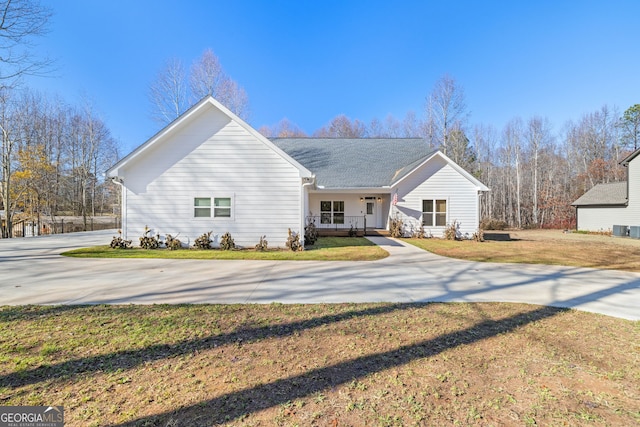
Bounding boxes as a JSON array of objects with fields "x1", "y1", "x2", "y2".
[{"x1": 306, "y1": 215, "x2": 390, "y2": 237}]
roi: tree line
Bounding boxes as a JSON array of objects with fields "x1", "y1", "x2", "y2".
[
  {"x1": 0, "y1": 89, "x2": 120, "y2": 236},
  {"x1": 3, "y1": 0, "x2": 639, "y2": 236},
  {"x1": 259, "y1": 75, "x2": 639, "y2": 230}
]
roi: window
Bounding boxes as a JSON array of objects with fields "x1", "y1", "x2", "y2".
[
  {"x1": 320, "y1": 200, "x2": 344, "y2": 224},
  {"x1": 214, "y1": 197, "x2": 232, "y2": 218},
  {"x1": 422, "y1": 199, "x2": 447, "y2": 226},
  {"x1": 194, "y1": 197, "x2": 232, "y2": 218},
  {"x1": 194, "y1": 198, "x2": 211, "y2": 217}
]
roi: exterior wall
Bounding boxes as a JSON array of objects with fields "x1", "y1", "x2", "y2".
[
  {"x1": 576, "y1": 206, "x2": 630, "y2": 231},
  {"x1": 391, "y1": 156, "x2": 480, "y2": 238},
  {"x1": 119, "y1": 105, "x2": 302, "y2": 248},
  {"x1": 577, "y1": 157, "x2": 640, "y2": 231}
]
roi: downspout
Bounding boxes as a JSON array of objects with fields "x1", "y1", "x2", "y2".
[
  {"x1": 111, "y1": 177, "x2": 126, "y2": 239},
  {"x1": 301, "y1": 180, "x2": 314, "y2": 247}
]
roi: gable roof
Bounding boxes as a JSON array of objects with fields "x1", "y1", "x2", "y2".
[
  {"x1": 270, "y1": 138, "x2": 434, "y2": 188},
  {"x1": 107, "y1": 96, "x2": 312, "y2": 178},
  {"x1": 572, "y1": 182, "x2": 628, "y2": 206},
  {"x1": 271, "y1": 138, "x2": 489, "y2": 191}
]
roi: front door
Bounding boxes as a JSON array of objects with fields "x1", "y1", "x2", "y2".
[{"x1": 365, "y1": 198, "x2": 376, "y2": 229}]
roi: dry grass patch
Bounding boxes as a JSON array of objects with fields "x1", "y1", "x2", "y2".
[
  {"x1": 1, "y1": 303, "x2": 638, "y2": 426},
  {"x1": 407, "y1": 229, "x2": 640, "y2": 272}
]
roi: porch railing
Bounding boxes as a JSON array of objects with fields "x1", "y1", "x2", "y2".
[{"x1": 306, "y1": 215, "x2": 366, "y2": 231}]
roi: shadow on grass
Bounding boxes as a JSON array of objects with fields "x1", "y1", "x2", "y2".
[
  {"x1": 114, "y1": 305, "x2": 567, "y2": 426},
  {"x1": 2, "y1": 278, "x2": 635, "y2": 425},
  {"x1": 0, "y1": 303, "x2": 413, "y2": 389}
]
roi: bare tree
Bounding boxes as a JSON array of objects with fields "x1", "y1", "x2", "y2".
[
  {"x1": 425, "y1": 74, "x2": 469, "y2": 155},
  {"x1": 524, "y1": 116, "x2": 554, "y2": 225},
  {"x1": 0, "y1": 0, "x2": 52, "y2": 86},
  {"x1": 148, "y1": 57, "x2": 188, "y2": 124},
  {"x1": 189, "y1": 49, "x2": 250, "y2": 120},
  {"x1": 258, "y1": 117, "x2": 307, "y2": 138},
  {"x1": 314, "y1": 114, "x2": 367, "y2": 138}
]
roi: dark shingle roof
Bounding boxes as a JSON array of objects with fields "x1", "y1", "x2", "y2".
[
  {"x1": 270, "y1": 138, "x2": 435, "y2": 188},
  {"x1": 572, "y1": 182, "x2": 628, "y2": 206}
]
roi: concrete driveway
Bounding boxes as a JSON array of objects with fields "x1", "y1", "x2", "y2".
[{"x1": 1, "y1": 230, "x2": 638, "y2": 320}]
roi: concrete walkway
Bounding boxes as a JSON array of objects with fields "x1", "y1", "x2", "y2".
[{"x1": 0, "y1": 230, "x2": 638, "y2": 320}]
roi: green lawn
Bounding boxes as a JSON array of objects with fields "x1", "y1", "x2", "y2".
[{"x1": 62, "y1": 237, "x2": 389, "y2": 261}]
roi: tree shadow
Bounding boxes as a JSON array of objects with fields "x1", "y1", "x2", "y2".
[
  {"x1": 114, "y1": 305, "x2": 568, "y2": 426},
  {"x1": 0, "y1": 303, "x2": 412, "y2": 389}
]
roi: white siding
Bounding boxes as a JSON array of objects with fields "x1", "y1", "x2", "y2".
[
  {"x1": 120, "y1": 105, "x2": 302, "y2": 248},
  {"x1": 577, "y1": 157, "x2": 640, "y2": 231},
  {"x1": 391, "y1": 156, "x2": 480, "y2": 238}
]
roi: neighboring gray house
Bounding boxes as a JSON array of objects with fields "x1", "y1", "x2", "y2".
[
  {"x1": 572, "y1": 148, "x2": 640, "y2": 232},
  {"x1": 107, "y1": 96, "x2": 489, "y2": 247}
]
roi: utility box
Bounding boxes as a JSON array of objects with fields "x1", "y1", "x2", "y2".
[
  {"x1": 613, "y1": 225, "x2": 629, "y2": 237},
  {"x1": 630, "y1": 226, "x2": 640, "y2": 239}
]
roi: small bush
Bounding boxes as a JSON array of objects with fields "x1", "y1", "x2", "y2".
[
  {"x1": 444, "y1": 220, "x2": 460, "y2": 240},
  {"x1": 255, "y1": 235, "x2": 268, "y2": 251},
  {"x1": 220, "y1": 232, "x2": 235, "y2": 250},
  {"x1": 139, "y1": 226, "x2": 160, "y2": 249},
  {"x1": 286, "y1": 228, "x2": 303, "y2": 251},
  {"x1": 412, "y1": 223, "x2": 426, "y2": 239},
  {"x1": 193, "y1": 231, "x2": 213, "y2": 249},
  {"x1": 348, "y1": 225, "x2": 357, "y2": 237},
  {"x1": 304, "y1": 219, "x2": 318, "y2": 245},
  {"x1": 389, "y1": 215, "x2": 404, "y2": 238},
  {"x1": 480, "y1": 218, "x2": 508, "y2": 230},
  {"x1": 110, "y1": 230, "x2": 132, "y2": 249},
  {"x1": 472, "y1": 228, "x2": 485, "y2": 242},
  {"x1": 165, "y1": 234, "x2": 182, "y2": 250}
]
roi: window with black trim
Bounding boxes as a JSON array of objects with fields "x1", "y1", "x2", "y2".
[{"x1": 320, "y1": 200, "x2": 344, "y2": 224}]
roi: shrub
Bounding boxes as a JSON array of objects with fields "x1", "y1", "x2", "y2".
[
  {"x1": 412, "y1": 223, "x2": 426, "y2": 239},
  {"x1": 165, "y1": 234, "x2": 182, "y2": 250},
  {"x1": 480, "y1": 218, "x2": 508, "y2": 230},
  {"x1": 472, "y1": 228, "x2": 485, "y2": 242},
  {"x1": 220, "y1": 232, "x2": 235, "y2": 250},
  {"x1": 389, "y1": 215, "x2": 404, "y2": 238},
  {"x1": 139, "y1": 226, "x2": 160, "y2": 249},
  {"x1": 444, "y1": 220, "x2": 460, "y2": 240},
  {"x1": 286, "y1": 228, "x2": 303, "y2": 251},
  {"x1": 110, "y1": 230, "x2": 132, "y2": 249},
  {"x1": 193, "y1": 231, "x2": 213, "y2": 249},
  {"x1": 304, "y1": 219, "x2": 318, "y2": 245},
  {"x1": 255, "y1": 235, "x2": 268, "y2": 251},
  {"x1": 348, "y1": 224, "x2": 357, "y2": 237}
]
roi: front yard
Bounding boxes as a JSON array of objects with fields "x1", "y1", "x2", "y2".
[
  {"x1": 406, "y1": 229, "x2": 640, "y2": 272},
  {"x1": 1, "y1": 303, "x2": 638, "y2": 426}
]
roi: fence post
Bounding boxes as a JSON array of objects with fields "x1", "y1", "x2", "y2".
[
  {"x1": 61, "y1": 219, "x2": 64, "y2": 234},
  {"x1": 91, "y1": 217, "x2": 94, "y2": 231}
]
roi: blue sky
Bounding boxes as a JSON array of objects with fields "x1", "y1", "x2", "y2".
[{"x1": 25, "y1": 0, "x2": 640, "y2": 153}]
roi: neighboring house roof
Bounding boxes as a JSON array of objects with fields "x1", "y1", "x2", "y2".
[
  {"x1": 271, "y1": 138, "x2": 437, "y2": 188},
  {"x1": 572, "y1": 182, "x2": 628, "y2": 206}
]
